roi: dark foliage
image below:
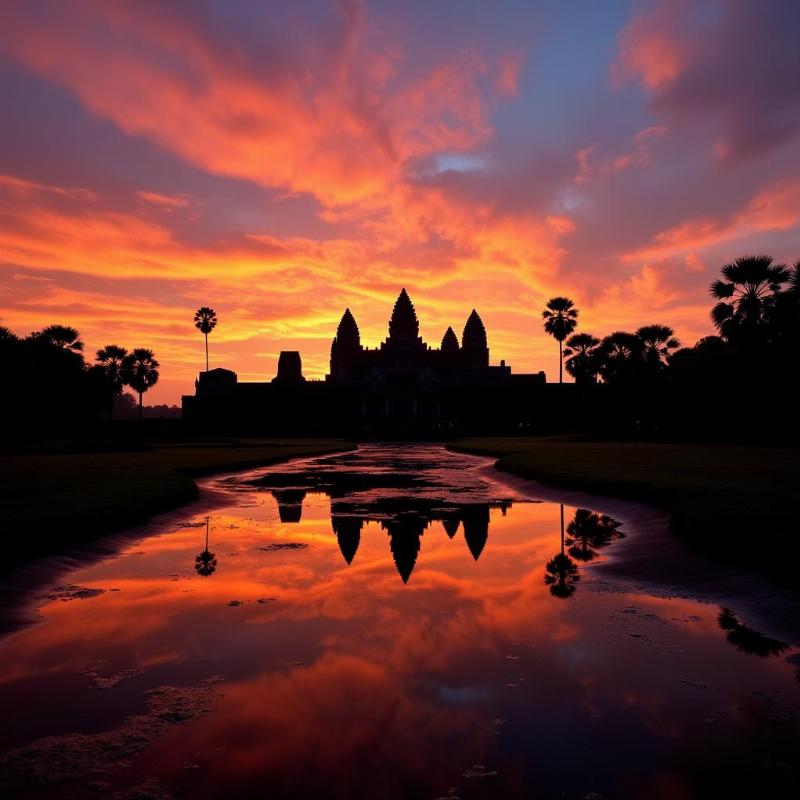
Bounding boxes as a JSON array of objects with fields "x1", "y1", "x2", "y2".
[
  {"x1": 562, "y1": 254, "x2": 799, "y2": 441},
  {"x1": 0, "y1": 326, "x2": 159, "y2": 442}
]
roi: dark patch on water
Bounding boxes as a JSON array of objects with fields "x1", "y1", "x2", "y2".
[{"x1": 0, "y1": 677, "x2": 222, "y2": 792}]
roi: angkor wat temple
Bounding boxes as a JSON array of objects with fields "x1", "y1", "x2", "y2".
[{"x1": 182, "y1": 289, "x2": 546, "y2": 434}]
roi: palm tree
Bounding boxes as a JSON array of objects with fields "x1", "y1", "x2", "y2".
[
  {"x1": 40, "y1": 325, "x2": 83, "y2": 352},
  {"x1": 790, "y1": 260, "x2": 800, "y2": 296},
  {"x1": 194, "y1": 307, "x2": 218, "y2": 372},
  {"x1": 564, "y1": 332, "x2": 601, "y2": 384},
  {"x1": 95, "y1": 345, "x2": 128, "y2": 419},
  {"x1": 542, "y1": 297, "x2": 578, "y2": 383},
  {"x1": 710, "y1": 255, "x2": 790, "y2": 342},
  {"x1": 636, "y1": 324, "x2": 680, "y2": 366},
  {"x1": 597, "y1": 331, "x2": 642, "y2": 384},
  {"x1": 122, "y1": 348, "x2": 160, "y2": 424}
]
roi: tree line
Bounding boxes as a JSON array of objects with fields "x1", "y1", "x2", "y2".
[
  {"x1": 0, "y1": 325, "x2": 159, "y2": 437},
  {"x1": 541, "y1": 255, "x2": 800, "y2": 439},
  {"x1": 0, "y1": 306, "x2": 219, "y2": 441},
  {"x1": 1, "y1": 260, "x2": 797, "y2": 442}
]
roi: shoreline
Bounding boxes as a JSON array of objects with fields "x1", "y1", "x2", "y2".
[
  {"x1": 3, "y1": 441, "x2": 798, "y2": 652},
  {"x1": 0, "y1": 441, "x2": 354, "y2": 636},
  {"x1": 449, "y1": 438, "x2": 798, "y2": 585},
  {"x1": 473, "y1": 457, "x2": 800, "y2": 646},
  {"x1": 1, "y1": 439, "x2": 353, "y2": 570}
]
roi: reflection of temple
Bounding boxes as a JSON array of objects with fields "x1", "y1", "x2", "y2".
[
  {"x1": 270, "y1": 488, "x2": 505, "y2": 583},
  {"x1": 183, "y1": 289, "x2": 546, "y2": 433}
]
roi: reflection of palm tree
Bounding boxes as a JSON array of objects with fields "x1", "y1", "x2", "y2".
[
  {"x1": 195, "y1": 517, "x2": 218, "y2": 577},
  {"x1": 545, "y1": 554, "x2": 579, "y2": 598},
  {"x1": 566, "y1": 508, "x2": 623, "y2": 561},
  {"x1": 542, "y1": 297, "x2": 578, "y2": 384},
  {"x1": 544, "y1": 504, "x2": 579, "y2": 598},
  {"x1": 194, "y1": 307, "x2": 218, "y2": 372},
  {"x1": 718, "y1": 609, "x2": 787, "y2": 657}
]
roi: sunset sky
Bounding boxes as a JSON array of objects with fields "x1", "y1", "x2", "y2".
[{"x1": 1, "y1": 0, "x2": 798, "y2": 403}]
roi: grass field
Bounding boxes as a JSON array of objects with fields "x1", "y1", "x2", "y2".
[
  {"x1": 451, "y1": 437, "x2": 799, "y2": 581},
  {"x1": 0, "y1": 438, "x2": 350, "y2": 567}
]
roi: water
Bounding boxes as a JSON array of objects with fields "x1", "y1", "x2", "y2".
[{"x1": 0, "y1": 444, "x2": 798, "y2": 799}]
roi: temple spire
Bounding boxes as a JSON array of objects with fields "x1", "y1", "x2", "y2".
[
  {"x1": 441, "y1": 326, "x2": 459, "y2": 354},
  {"x1": 462, "y1": 309, "x2": 489, "y2": 368},
  {"x1": 388, "y1": 288, "x2": 419, "y2": 341},
  {"x1": 462, "y1": 309, "x2": 487, "y2": 350},
  {"x1": 335, "y1": 308, "x2": 360, "y2": 349}
]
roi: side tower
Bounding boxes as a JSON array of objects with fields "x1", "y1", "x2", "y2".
[
  {"x1": 461, "y1": 309, "x2": 489, "y2": 368},
  {"x1": 329, "y1": 308, "x2": 362, "y2": 382},
  {"x1": 441, "y1": 326, "x2": 459, "y2": 356},
  {"x1": 273, "y1": 351, "x2": 305, "y2": 382}
]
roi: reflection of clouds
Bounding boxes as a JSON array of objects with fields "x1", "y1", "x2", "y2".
[
  {"x1": 156, "y1": 652, "x2": 489, "y2": 794},
  {"x1": 0, "y1": 499, "x2": 571, "y2": 688},
  {"x1": 2, "y1": 465, "x2": 798, "y2": 797}
]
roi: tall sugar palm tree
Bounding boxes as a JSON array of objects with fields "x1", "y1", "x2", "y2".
[
  {"x1": 122, "y1": 348, "x2": 160, "y2": 425},
  {"x1": 194, "y1": 307, "x2": 218, "y2": 372},
  {"x1": 564, "y1": 332, "x2": 601, "y2": 384},
  {"x1": 40, "y1": 324, "x2": 83, "y2": 353},
  {"x1": 636, "y1": 324, "x2": 680, "y2": 365},
  {"x1": 95, "y1": 345, "x2": 128, "y2": 419},
  {"x1": 542, "y1": 297, "x2": 578, "y2": 384},
  {"x1": 710, "y1": 255, "x2": 790, "y2": 342}
]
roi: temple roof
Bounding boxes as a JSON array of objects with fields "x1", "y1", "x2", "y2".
[
  {"x1": 441, "y1": 326, "x2": 459, "y2": 354},
  {"x1": 335, "y1": 308, "x2": 360, "y2": 348},
  {"x1": 462, "y1": 309, "x2": 487, "y2": 350},
  {"x1": 388, "y1": 288, "x2": 419, "y2": 341}
]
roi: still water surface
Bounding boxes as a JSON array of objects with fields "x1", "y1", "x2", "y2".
[{"x1": 0, "y1": 445, "x2": 798, "y2": 799}]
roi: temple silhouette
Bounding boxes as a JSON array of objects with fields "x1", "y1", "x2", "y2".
[{"x1": 183, "y1": 289, "x2": 546, "y2": 433}]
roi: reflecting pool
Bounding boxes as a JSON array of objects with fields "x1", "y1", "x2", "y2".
[{"x1": 0, "y1": 445, "x2": 798, "y2": 799}]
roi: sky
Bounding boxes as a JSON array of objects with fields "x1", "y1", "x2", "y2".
[{"x1": 1, "y1": 0, "x2": 799, "y2": 404}]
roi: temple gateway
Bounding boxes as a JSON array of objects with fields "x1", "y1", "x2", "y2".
[{"x1": 182, "y1": 289, "x2": 546, "y2": 433}]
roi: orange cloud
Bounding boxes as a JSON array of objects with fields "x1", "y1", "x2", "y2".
[
  {"x1": 611, "y1": 1, "x2": 693, "y2": 90},
  {"x1": 627, "y1": 178, "x2": 800, "y2": 261}
]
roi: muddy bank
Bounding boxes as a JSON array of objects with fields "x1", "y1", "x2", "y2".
[
  {"x1": 0, "y1": 443, "x2": 353, "y2": 637},
  {"x1": 476, "y1": 460, "x2": 800, "y2": 646}
]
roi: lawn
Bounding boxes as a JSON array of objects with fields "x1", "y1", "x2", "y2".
[
  {"x1": 0, "y1": 438, "x2": 350, "y2": 568},
  {"x1": 451, "y1": 437, "x2": 799, "y2": 581}
]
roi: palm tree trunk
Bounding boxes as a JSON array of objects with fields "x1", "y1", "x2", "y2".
[
  {"x1": 205, "y1": 333, "x2": 209, "y2": 372},
  {"x1": 138, "y1": 391, "x2": 143, "y2": 426},
  {"x1": 559, "y1": 339, "x2": 563, "y2": 384},
  {"x1": 560, "y1": 504, "x2": 565, "y2": 555}
]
